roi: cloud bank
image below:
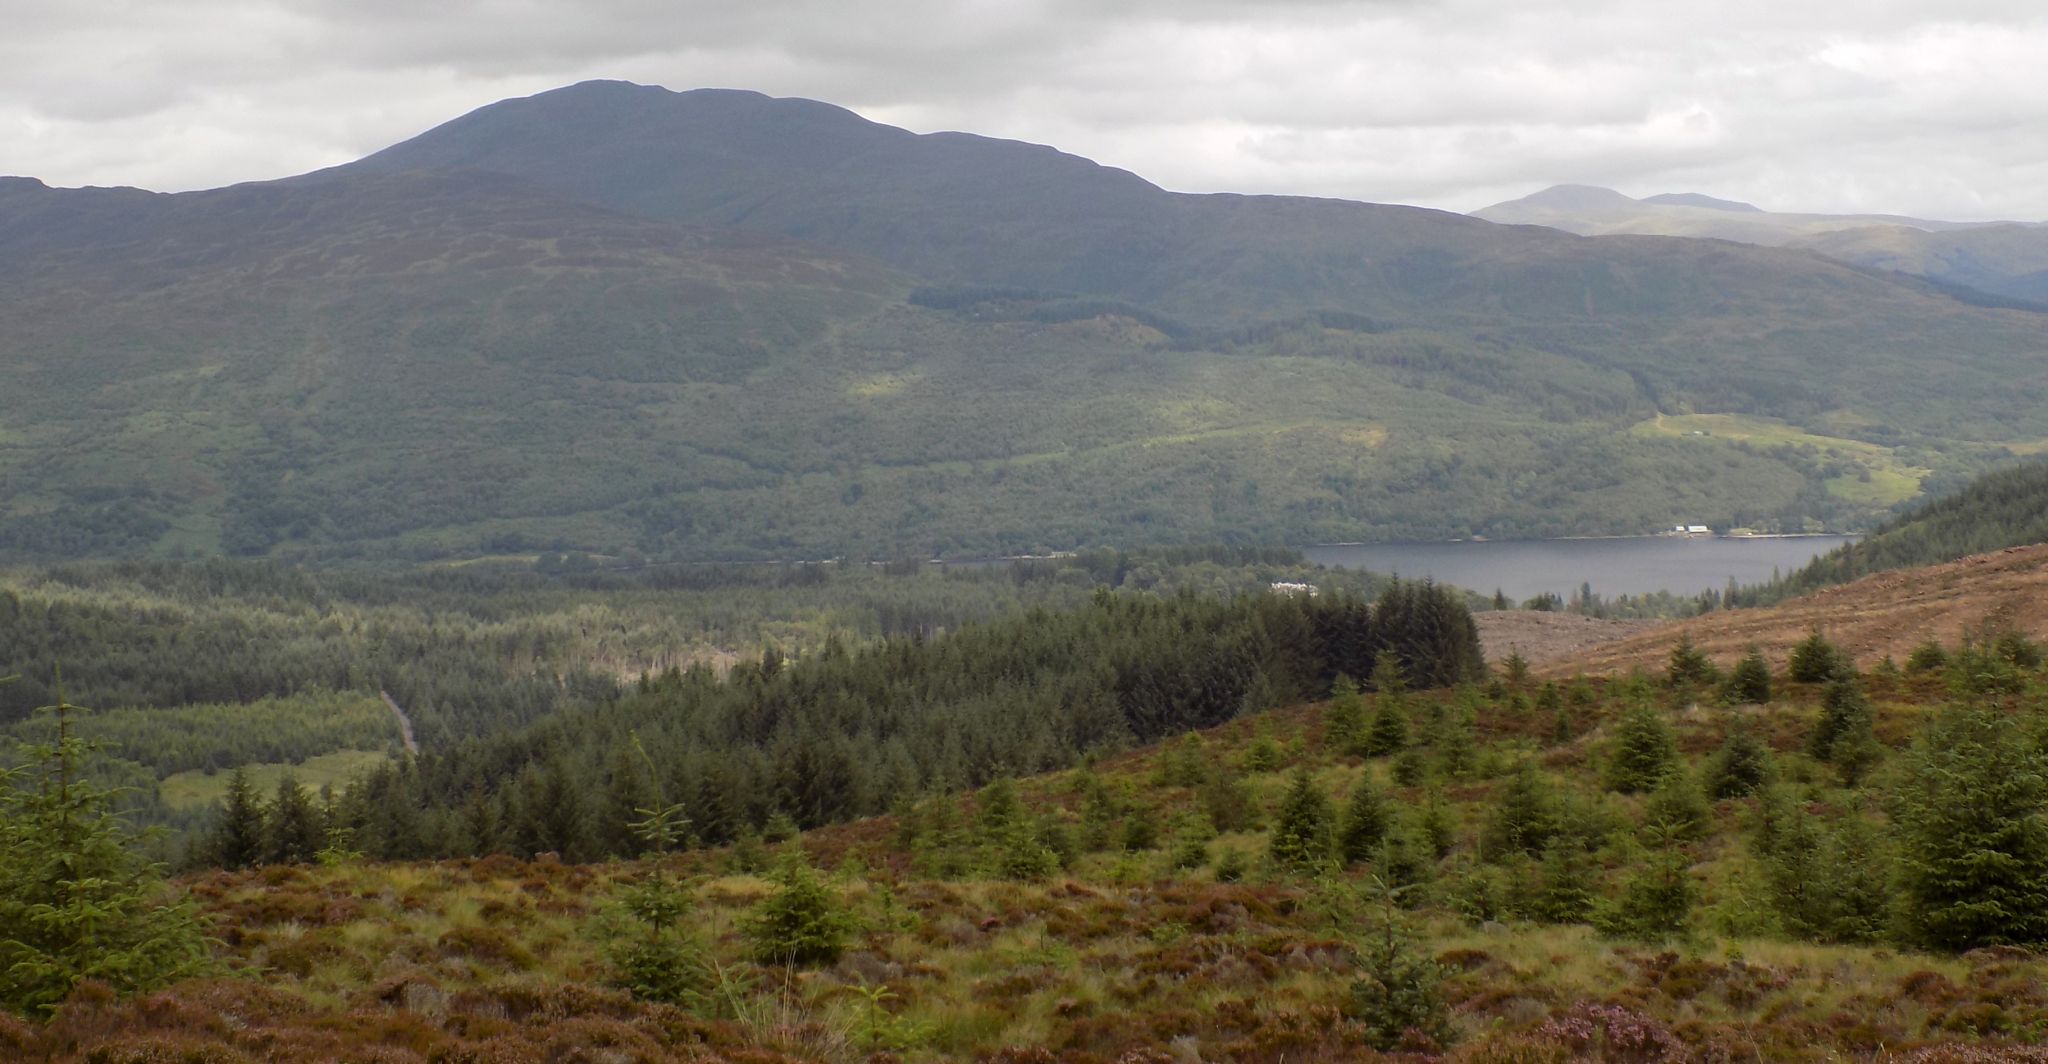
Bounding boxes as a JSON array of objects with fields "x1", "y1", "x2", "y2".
[{"x1": 5, "y1": 0, "x2": 2048, "y2": 219}]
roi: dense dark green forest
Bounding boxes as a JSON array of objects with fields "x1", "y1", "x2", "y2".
[
  {"x1": 1739, "y1": 457, "x2": 2048, "y2": 603},
  {"x1": 205, "y1": 578, "x2": 1482, "y2": 865},
  {"x1": 0, "y1": 548, "x2": 1397, "y2": 850}
]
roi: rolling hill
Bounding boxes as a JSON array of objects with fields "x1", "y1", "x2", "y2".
[
  {"x1": 1476, "y1": 183, "x2": 2048, "y2": 305},
  {"x1": 6, "y1": 81, "x2": 2048, "y2": 562}
]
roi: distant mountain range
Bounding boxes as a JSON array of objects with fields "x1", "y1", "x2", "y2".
[
  {"x1": 4, "y1": 81, "x2": 2047, "y2": 564},
  {"x1": 1475, "y1": 184, "x2": 2048, "y2": 303}
]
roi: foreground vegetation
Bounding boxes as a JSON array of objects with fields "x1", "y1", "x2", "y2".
[{"x1": 10, "y1": 612, "x2": 2048, "y2": 1059}]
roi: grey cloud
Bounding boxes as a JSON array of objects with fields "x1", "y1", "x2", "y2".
[{"x1": 4, "y1": 0, "x2": 2048, "y2": 220}]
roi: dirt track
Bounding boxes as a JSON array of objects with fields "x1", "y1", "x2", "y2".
[{"x1": 1536, "y1": 543, "x2": 2048, "y2": 677}]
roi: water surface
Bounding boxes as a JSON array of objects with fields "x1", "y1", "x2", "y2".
[{"x1": 1302, "y1": 536, "x2": 1859, "y2": 602}]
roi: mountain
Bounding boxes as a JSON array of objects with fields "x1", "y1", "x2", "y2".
[
  {"x1": 1791, "y1": 223, "x2": 2048, "y2": 304},
  {"x1": 7, "y1": 81, "x2": 2048, "y2": 563},
  {"x1": 320, "y1": 83, "x2": 2048, "y2": 333},
  {"x1": 1474, "y1": 183, "x2": 2001, "y2": 244},
  {"x1": 1475, "y1": 183, "x2": 2048, "y2": 303},
  {"x1": 1641, "y1": 192, "x2": 1762, "y2": 212}
]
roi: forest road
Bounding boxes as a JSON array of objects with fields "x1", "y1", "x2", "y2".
[{"x1": 381, "y1": 690, "x2": 420, "y2": 756}]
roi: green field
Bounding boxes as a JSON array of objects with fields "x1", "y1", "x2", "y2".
[
  {"x1": 1631, "y1": 412, "x2": 1929, "y2": 506},
  {"x1": 158, "y1": 749, "x2": 391, "y2": 811}
]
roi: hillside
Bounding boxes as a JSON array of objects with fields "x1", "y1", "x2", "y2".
[
  {"x1": 1742, "y1": 456, "x2": 2048, "y2": 603},
  {"x1": 1475, "y1": 183, "x2": 2048, "y2": 305},
  {"x1": 8, "y1": 83, "x2": 2048, "y2": 561},
  {"x1": 14, "y1": 578, "x2": 2048, "y2": 1059},
  {"x1": 1545, "y1": 542, "x2": 2048, "y2": 677},
  {"x1": 1793, "y1": 223, "x2": 2048, "y2": 304}
]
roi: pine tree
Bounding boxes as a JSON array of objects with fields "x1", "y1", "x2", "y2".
[
  {"x1": 1703, "y1": 722, "x2": 1773, "y2": 799},
  {"x1": 1269, "y1": 769, "x2": 1335, "y2": 874},
  {"x1": 1323, "y1": 675, "x2": 1367, "y2": 753},
  {"x1": 1338, "y1": 775, "x2": 1392, "y2": 866},
  {"x1": 600, "y1": 746, "x2": 658, "y2": 858},
  {"x1": 1197, "y1": 763, "x2": 1259, "y2": 832},
  {"x1": 1484, "y1": 762, "x2": 1560, "y2": 859},
  {"x1": 1527, "y1": 839, "x2": 1596, "y2": 924},
  {"x1": 993, "y1": 817, "x2": 1060, "y2": 881},
  {"x1": 1345, "y1": 875, "x2": 1452, "y2": 1051},
  {"x1": 1788, "y1": 629, "x2": 1846, "y2": 683},
  {"x1": 1601, "y1": 828, "x2": 1695, "y2": 941},
  {"x1": 1754, "y1": 799, "x2": 1888, "y2": 945},
  {"x1": 264, "y1": 775, "x2": 326, "y2": 865},
  {"x1": 1362, "y1": 703, "x2": 1409, "y2": 758},
  {"x1": 744, "y1": 857, "x2": 857, "y2": 967},
  {"x1": 1167, "y1": 810, "x2": 1216, "y2": 871},
  {"x1": 0, "y1": 679, "x2": 213, "y2": 1015},
  {"x1": 1644, "y1": 769, "x2": 1710, "y2": 841},
  {"x1": 1894, "y1": 705, "x2": 2048, "y2": 950},
  {"x1": 1666, "y1": 634, "x2": 1717, "y2": 689},
  {"x1": 976, "y1": 777, "x2": 1023, "y2": 832},
  {"x1": 208, "y1": 766, "x2": 267, "y2": 869},
  {"x1": 1605, "y1": 704, "x2": 1679, "y2": 794},
  {"x1": 1722, "y1": 646, "x2": 1772, "y2": 704},
  {"x1": 1807, "y1": 677, "x2": 1873, "y2": 763}
]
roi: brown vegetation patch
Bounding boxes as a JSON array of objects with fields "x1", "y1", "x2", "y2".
[{"x1": 1547, "y1": 545, "x2": 2048, "y2": 677}]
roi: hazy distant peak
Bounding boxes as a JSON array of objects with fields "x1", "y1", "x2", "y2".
[
  {"x1": 1643, "y1": 192, "x2": 1762, "y2": 212},
  {"x1": 1515, "y1": 184, "x2": 1638, "y2": 209},
  {"x1": 0, "y1": 176, "x2": 51, "y2": 195}
]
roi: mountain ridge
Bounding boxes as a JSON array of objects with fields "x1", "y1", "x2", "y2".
[{"x1": 1475, "y1": 183, "x2": 2048, "y2": 302}]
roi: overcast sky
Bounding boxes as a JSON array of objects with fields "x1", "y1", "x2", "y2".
[{"x1": 6, "y1": 0, "x2": 2048, "y2": 219}]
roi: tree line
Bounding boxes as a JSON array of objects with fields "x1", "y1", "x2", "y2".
[{"x1": 203, "y1": 580, "x2": 1484, "y2": 865}]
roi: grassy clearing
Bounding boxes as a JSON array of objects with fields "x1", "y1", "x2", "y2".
[
  {"x1": 1633, "y1": 411, "x2": 1928, "y2": 505},
  {"x1": 159, "y1": 748, "x2": 390, "y2": 810}
]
